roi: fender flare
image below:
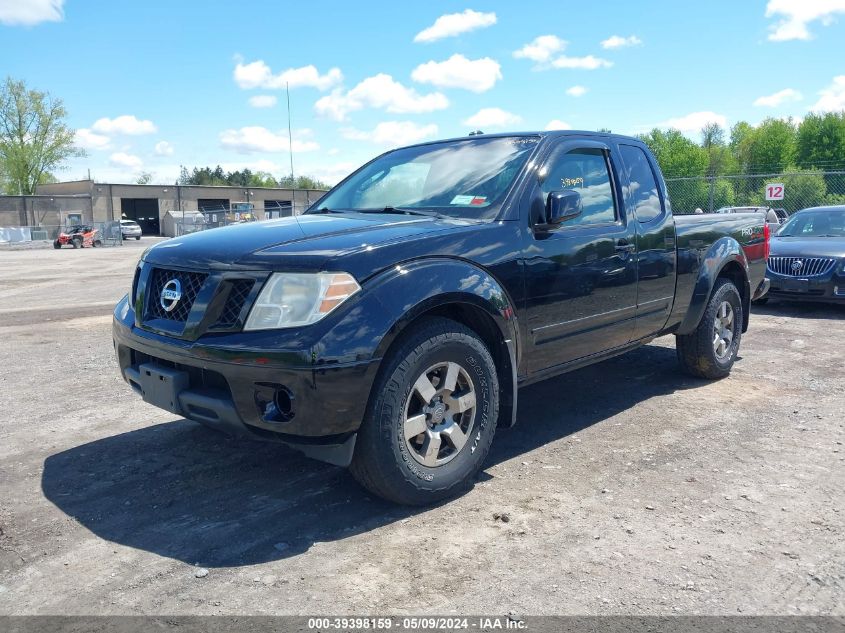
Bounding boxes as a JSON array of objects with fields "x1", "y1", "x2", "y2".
[
  {"x1": 365, "y1": 257, "x2": 520, "y2": 427},
  {"x1": 676, "y1": 236, "x2": 750, "y2": 336}
]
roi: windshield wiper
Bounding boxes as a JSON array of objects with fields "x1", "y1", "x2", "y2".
[
  {"x1": 311, "y1": 206, "x2": 343, "y2": 214},
  {"x1": 359, "y1": 206, "x2": 445, "y2": 218}
]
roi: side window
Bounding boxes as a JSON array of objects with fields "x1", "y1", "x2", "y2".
[
  {"x1": 620, "y1": 144, "x2": 664, "y2": 223},
  {"x1": 541, "y1": 148, "x2": 617, "y2": 226}
]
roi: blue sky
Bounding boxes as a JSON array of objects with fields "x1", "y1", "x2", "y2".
[{"x1": 2, "y1": 0, "x2": 845, "y2": 185}]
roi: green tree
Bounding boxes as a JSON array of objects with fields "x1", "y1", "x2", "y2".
[
  {"x1": 742, "y1": 117, "x2": 797, "y2": 174},
  {"x1": 796, "y1": 112, "x2": 845, "y2": 170},
  {"x1": 0, "y1": 77, "x2": 83, "y2": 195},
  {"x1": 136, "y1": 171, "x2": 153, "y2": 185},
  {"x1": 639, "y1": 128, "x2": 709, "y2": 213}
]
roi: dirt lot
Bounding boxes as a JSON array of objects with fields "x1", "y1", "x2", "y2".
[{"x1": 0, "y1": 241, "x2": 843, "y2": 616}]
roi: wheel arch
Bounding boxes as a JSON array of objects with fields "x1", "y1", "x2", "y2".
[
  {"x1": 676, "y1": 237, "x2": 751, "y2": 335},
  {"x1": 366, "y1": 258, "x2": 520, "y2": 428}
]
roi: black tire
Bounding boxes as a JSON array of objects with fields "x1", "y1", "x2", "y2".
[
  {"x1": 135, "y1": 236, "x2": 141, "y2": 240},
  {"x1": 350, "y1": 317, "x2": 499, "y2": 505},
  {"x1": 53, "y1": 240, "x2": 61, "y2": 249},
  {"x1": 676, "y1": 278, "x2": 743, "y2": 379},
  {"x1": 752, "y1": 297, "x2": 769, "y2": 306},
  {"x1": 72, "y1": 237, "x2": 81, "y2": 249},
  {"x1": 93, "y1": 239, "x2": 102, "y2": 247}
]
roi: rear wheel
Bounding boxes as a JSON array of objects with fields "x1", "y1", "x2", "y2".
[
  {"x1": 53, "y1": 240, "x2": 61, "y2": 249},
  {"x1": 676, "y1": 278, "x2": 743, "y2": 379},
  {"x1": 350, "y1": 317, "x2": 499, "y2": 505},
  {"x1": 135, "y1": 236, "x2": 141, "y2": 240}
]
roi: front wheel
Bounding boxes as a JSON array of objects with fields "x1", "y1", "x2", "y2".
[
  {"x1": 72, "y1": 237, "x2": 82, "y2": 249},
  {"x1": 350, "y1": 317, "x2": 499, "y2": 505},
  {"x1": 53, "y1": 240, "x2": 61, "y2": 249},
  {"x1": 676, "y1": 278, "x2": 743, "y2": 379},
  {"x1": 135, "y1": 236, "x2": 141, "y2": 240}
]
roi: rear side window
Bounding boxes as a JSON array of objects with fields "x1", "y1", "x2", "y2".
[
  {"x1": 620, "y1": 145, "x2": 664, "y2": 223},
  {"x1": 541, "y1": 148, "x2": 617, "y2": 226}
]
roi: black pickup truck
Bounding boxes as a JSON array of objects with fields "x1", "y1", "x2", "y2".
[{"x1": 113, "y1": 131, "x2": 770, "y2": 505}]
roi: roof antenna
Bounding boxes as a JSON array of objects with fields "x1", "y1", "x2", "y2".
[{"x1": 468, "y1": 130, "x2": 484, "y2": 136}]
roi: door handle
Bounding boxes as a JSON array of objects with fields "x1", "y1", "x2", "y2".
[{"x1": 615, "y1": 241, "x2": 635, "y2": 251}]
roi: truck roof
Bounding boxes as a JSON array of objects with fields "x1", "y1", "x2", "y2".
[{"x1": 399, "y1": 130, "x2": 644, "y2": 150}]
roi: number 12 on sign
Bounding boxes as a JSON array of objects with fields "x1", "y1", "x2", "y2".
[{"x1": 766, "y1": 183, "x2": 784, "y2": 201}]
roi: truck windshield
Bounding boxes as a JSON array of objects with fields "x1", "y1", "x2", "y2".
[{"x1": 310, "y1": 136, "x2": 540, "y2": 220}]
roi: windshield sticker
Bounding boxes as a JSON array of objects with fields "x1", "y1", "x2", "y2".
[
  {"x1": 450, "y1": 195, "x2": 474, "y2": 205},
  {"x1": 562, "y1": 177, "x2": 584, "y2": 187},
  {"x1": 470, "y1": 196, "x2": 487, "y2": 205}
]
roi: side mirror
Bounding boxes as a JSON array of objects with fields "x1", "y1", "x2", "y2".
[{"x1": 537, "y1": 189, "x2": 582, "y2": 231}]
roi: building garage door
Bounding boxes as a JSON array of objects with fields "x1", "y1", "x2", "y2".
[
  {"x1": 121, "y1": 198, "x2": 160, "y2": 235},
  {"x1": 265, "y1": 200, "x2": 292, "y2": 218}
]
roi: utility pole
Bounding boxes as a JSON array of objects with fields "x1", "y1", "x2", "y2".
[{"x1": 286, "y1": 81, "x2": 296, "y2": 214}]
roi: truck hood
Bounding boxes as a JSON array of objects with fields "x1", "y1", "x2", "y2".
[
  {"x1": 142, "y1": 213, "x2": 480, "y2": 272},
  {"x1": 770, "y1": 236, "x2": 845, "y2": 259}
]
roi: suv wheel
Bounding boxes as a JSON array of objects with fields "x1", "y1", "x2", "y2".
[
  {"x1": 676, "y1": 278, "x2": 743, "y2": 379},
  {"x1": 350, "y1": 317, "x2": 499, "y2": 505}
]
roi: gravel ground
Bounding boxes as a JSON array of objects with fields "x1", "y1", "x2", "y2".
[{"x1": 0, "y1": 242, "x2": 843, "y2": 615}]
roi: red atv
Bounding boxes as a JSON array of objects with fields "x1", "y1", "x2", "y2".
[{"x1": 54, "y1": 225, "x2": 102, "y2": 249}]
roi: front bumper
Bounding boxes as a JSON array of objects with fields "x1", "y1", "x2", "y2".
[
  {"x1": 113, "y1": 296, "x2": 380, "y2": 465},
  {"x1": 767, "y1": 269, "x2": 845, "y2": 303}
]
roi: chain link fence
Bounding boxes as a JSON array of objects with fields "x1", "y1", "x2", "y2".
[
  {"x1": 0, "y1": 222, "x2": 124, "y2": 248},
  {"x1": 666, "y1": 171, "x2": 845, "y2": 215}
]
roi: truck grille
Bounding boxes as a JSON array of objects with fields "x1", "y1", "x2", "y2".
[
  {"x1": 146, "y1": 268, "x2": 208, "y2": 322},
  {"x1": 767, "y1": 256, "x2": 835, "y2": 277},
  {"x1": 211, "y1": 279, "x2": 255, "y2": 328}
]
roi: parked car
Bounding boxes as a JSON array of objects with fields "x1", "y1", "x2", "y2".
[
  {"x1": 762, "y1": 205, "x2": 845, "y2": 304},
  {"x1": 113, "y1": 131, "x2": 769, "y2": 505},
  {"x1": 121, "y1": 220, "x2": 142, "y2": 240},
  {"x1": 54, "y1": 225, "x2": 101, "y2": 249},
  {"x1": 772, "y1": 208, "x2": 788, "y2": 222},
  {"x1": 716, "y1": 205, "x2": 781, "y2": 225}
]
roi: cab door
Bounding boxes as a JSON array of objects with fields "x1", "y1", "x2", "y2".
[
  {"x1": 523, "y1": 140, "x2": 638, "y2": 374},
  {"x1": 617, "y1": 143, "x2": 677, "y2": 340}
]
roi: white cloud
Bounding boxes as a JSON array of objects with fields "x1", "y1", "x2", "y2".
[
  {"x1": 308, "y1": 161, "x2": 359, "y2": 186},
  {"x1": 544, "y1": 120, "x2": 572, "y2": 131},
  {"x1": 411, "y1": 54, "x2": 502, "y2": 93},
  {"x1": 0, "y1": 0, "x2": 63, "y2": 26},
  {"x1": 414, "y1": 9, "x2": 497, "y2": 43},
  {"x1": 600, "y1": 34, "x2": 642, "y2": 49},
  {"x1": 462, "y1": 108, "x2": 522, "y2": 129},
  {"x1": 513, "y1": 35, "x2": 567, "y2": 63},
  {"x1": 248, "y1": 95, "x2": 278, "y2": 108},
  {"x1": 566, "y1": 85, "x2": 588, "y2": 97},
  {"x1": 109, "y1": 152, "x2": 143, "y2": 171},
  {"x1": 314, "y1": 74, "x2": 449, "y2": 121},
  {"x1": 809, "y1": 75, "x2": 845, "y2": 112},
  {"x1": 92, "y1": 115, "x2": 157, "y2": 135},
  {"x1": 765, "y1": 0, "x2": 845, "y2": 41},
  {"x1": 75, "y1": 128, "x2": 110, "y2": 150},
  {"x1": 659, "y1": 111, "x2": 728, "y2": 134},
  {"x1": 327, "y1": 148, "x2": 341, "y2": 156},
  {"x1": 233, "y1": 60, "x2": 342, "y2": 90},
  {"x1": 219, "y1": 126, "x2": 320, "y2": 153},
  {"x1": 341, "y1": 121, "x2": 439, "y2": 147},
  {"x1": 154, "y1": 140, "x2": 174, "y2": 156},
  {"x1": 551, "y1": 55, "x2": 613, "y2": 70},
  {"x1": 753, "y1": 88, "x2": 803, "y2": 107}
]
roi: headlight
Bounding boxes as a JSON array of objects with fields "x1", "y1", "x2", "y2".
[{"x1": 244, "y1": 272, "x2": 361, "y2": 330}]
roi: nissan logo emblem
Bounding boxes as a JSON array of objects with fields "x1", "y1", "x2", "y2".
[
  {"x1": 791, "y1": 260, "x2": 804, "y2": 272},
  {"x1": 160, "y1": 279, "x2": 183, "y2": 312}
]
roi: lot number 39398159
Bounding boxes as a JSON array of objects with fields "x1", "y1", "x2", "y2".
[{"x1": 766, "y1": 183, "x2": 785, "y2": 201}]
